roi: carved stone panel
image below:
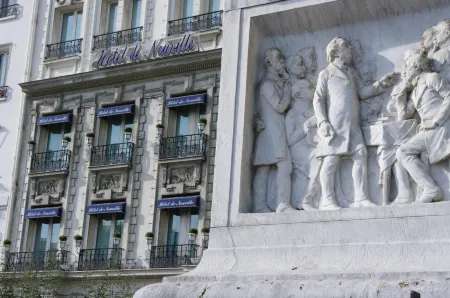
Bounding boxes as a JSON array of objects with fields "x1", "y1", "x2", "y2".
[
  {"x1": 92, "y1": 171, "x2": 128, "y2": 201},
  {"x1": 162, "y1": 164, "x2": 202, "y2": 196},
  {"x1": 30, "y1": 178, "x2": 65, "y2": 207}
]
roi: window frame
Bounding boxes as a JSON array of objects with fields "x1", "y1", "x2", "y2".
[
  {"x1": 60, "y1": 10, "x2": 83, "y2": 42},
  {"x1": 0, "y1": 51, "x2": 9, "y2": 87},
  {"x1": 106, "y1": 2, "x2": 118, "y2": 33},
  {"x1": 33, "y1": 218, "x2": 61, "y2": 252},
  {"x1": 94, "y1": 213, "x2": 124, "y2": 249}
]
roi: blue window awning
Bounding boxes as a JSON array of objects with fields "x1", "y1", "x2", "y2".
[
  {"x1": 165, "y1": 94, "x2": 206, "y2": 107},
  {"x1": 87, "y1": 202, "x2": 126, "y2": 214},
  {"x1": 25, "y1": 207, "x2": 62, "y2": 219},
  {"x1": 157, "y1": 196, "x2": 199, "y2": 209},
  {"x1": 96, "y1": 104, "x2": 135, "y2": 117},
  {"x1": 37, "y1": 114, "x2": 72, "y2": 126}
]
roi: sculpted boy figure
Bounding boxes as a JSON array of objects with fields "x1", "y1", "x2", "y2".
[
  {"x1": 431, "y1": 20, "x2": 450, "y2": 80},
  {"x1": 396, "y1": 51, "x2": 450, "y2": 203},
  {"x1": 285, "y1": 54, "x2": 319, "y2": 210},
  {"x1": 253, "y1": 48, "x2": 295, "y2": 213},
  {"x1": 313, "y1": 37, "x2": 398, "y2": 209}
]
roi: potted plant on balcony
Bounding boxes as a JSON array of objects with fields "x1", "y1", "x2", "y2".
[
  {"x1": 124, "y1": 127, "x2": 133, "y2": 142},
  {"x1": 145, "y1": 232, "x2": 154, "y2": 247},
  {"x1": 201, "y1": 228, "x2": 210, "y2": 249},
  {"x1": 188, "y1": 228, "x2": 198, "y2": 242},
  {"x1": 156, "y1": 123, "x2": 164, "y2": 137},
  {"x1": 59, "y1": 235, "x2": 68, "y2": 248},
  {"x1": 112, "y1": 232, "x2": 121, "y2": 247},
  {"x1": 198, "y1": 118, "x2": 207, "y2": 133},
  {"x1": 86, "y1": 132, "x2": 95, "y2": 148},
  {"x1": 27, "y1": 140, "x2": 36, "y2": 152},
  {"x1": 74, "y1": 234, "x2": 83, "y2": 248},
  {"x1": 62, "y1": 136, "x2": 71, "y2": 149},
  {"x1": 2, "y1": 239, "x2": 11, "y2": 251}
]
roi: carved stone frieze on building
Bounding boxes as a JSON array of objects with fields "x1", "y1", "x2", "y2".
[
  {"x1": 92, "y1": 171, "x2": 128, "y2": 201},
  {"x1": 162, "y1": 164, "x2": 202, "y2": 196},
  {"x1": 30, "y1": 178, "x2": 65, "y2": 207}
]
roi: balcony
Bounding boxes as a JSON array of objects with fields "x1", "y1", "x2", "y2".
[
  {"x1": 0, "y1": 85, "x2": 8, "y2": 98},
  {"x1": 78, "y1": 248, "x2": 124, "y2": 271},
  {"x1": 168, "y1": 11, "x2": 223, "y2": 36},
  {"x1": 159, "y1": 133, "x2": 206, "y2": 160},
  {"x1": 30, "y1": 150, "x2": 71, "y2": 175},
  {"x1": 0, "y1": 4, "x2": 19, "y2": 19},
  {"x1": 93, "y1": 27, "x2": 143, "y2": 50},
  {"x1": 90, "y1": 142, "x2": 134, "y2": 168},
  {"x1": 149, "y1": 244, "x2": 202, "y2": 268},
  {"x1": 4, "y1": 250, "x2": 69, "y2": 272},
  {"x1": 45, "y1": 38, "x2": 83, "y2": 60}
]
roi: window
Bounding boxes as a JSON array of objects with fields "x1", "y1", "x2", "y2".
[
  {"x1": 131, "y1": 0, "x2": 141, "y2": 28},
  {"x1": 173, "y1": 104, "x2": 206, "y2": 136},
  {"x1": 61, "y1": 11, "x2": 83, "y2": 42},
  {"x1": 34, "y1": 219, "x2": 61, "y2": 252},
  {"x1": 106, "y1": 114, "x2": 133, "y2": 145},
  {"x1": 95, "y1": 214, "x2": 124, "y2": 249},
  {"x1": 183, "y1": 0, "x2": 194, "y2": 18},
  {"x1": 209, "y1": 0, "x2": 220, "y2": 12},
  {"x1": 45, "y1": 123, "x2": 70, "y2": 152},
  {"x1": 166, "y1": 208, "x2": 198, "y2": 246},
  {"x1": 1, "y1": 0, "x2": 8, "y2": 8},
  {"x1": 108, "y1": 3, "x2": 118, "y2": 33},
  {"x1": 0, "y1": 53, "x2": 8, "y2": 87}
]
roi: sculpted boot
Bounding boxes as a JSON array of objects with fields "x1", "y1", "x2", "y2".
[
  {"x1": 276, "y1": 202, "x2": 297, "y2": 213},
  {"x1": 415, "y1": 187, "x2": 443, "y2": 203},
  {"x1": 350, "y1": 196, "x2": 377, "y2": 208},
  {"x1": 319, "y1": 196, "x2": 341, "y2": 210},
  {"x1": 301, "y1": 195, "x2": 316, "y2": 211}
]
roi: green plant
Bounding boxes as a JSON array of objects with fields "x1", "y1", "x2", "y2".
[
  {"x1": 113, "y1": 232, "x2": 121, "y2": 239},
  {"x1": 62, "y1": 136, "x2": 71, "y2": 142},
  {"x1": 27, "y1": 140, "x2": 35, "y2": 145},
  {"x1": 156, "y1": 123, "x2": 164, "y2": 129},
  {"x1": 199, "y1": 118, "x2": 207, "y2": 124},
  {"x1": 124, "y1": 127, "x2": 133, "y2": 133},
  {"x1": 86, "y1": 132, "x2": 95, "y2": 138},
  {"x1": 58, "y1": 235, "x2": 67, "y2": 241},
  {"x1": 3, "y1": 239, "x2": 11, "y2": 246},
  {"x1": 74, "y1": 234, "x2": 83, "y2": 241},
  {"x1": 201, "y1": 228, "x2": 210, "y2": 234},
  {"x1": 189, "y1": 228, "x2": 198, "y2": 235},
  {"x1": 145, "y1": 232, "x2": 154, "y2": 238}
]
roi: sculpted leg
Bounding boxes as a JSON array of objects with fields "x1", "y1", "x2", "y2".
[
  {"x1": 396, "y1": 135, "x2": 443, "y2": 203},
  {"x1": 253, "y1": 166, "x2": 271, "y2": 212},
  {"x1": 302, "y1": 159, "x2": 322, "y2": 211},
  {"x1": 391, "y1": 161, "x2": 413, "y2": 204},
  {"x1": 319, "y1": 156, "x2": 341, "y2": 210},
  {"x1": 275, "y1": 158, "x2": 296, "y2": 212},
  {"x1": 350, "y1": 148, "x2": 376, "y2": 207}
]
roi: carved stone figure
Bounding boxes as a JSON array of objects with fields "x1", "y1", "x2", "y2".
[
  {"x1": 253, "y1": 48, "x2": 295, "y2": 213},
  {"x1": 422, "y1": 26, "x2": 437, "y2": 57},
  {"x1": 285, "y1": 54, "x2": 319, "y2": 210},
  {"x1": 395, "y1": 51, "x2": 450, "y2": 203},
  {"x1": 170, "y1": 167, "x2": 195, "y2": 184},
  {"x1": 313, "y1": 37, "x2": 399, "y2": 209},
  {"x1": 431, "y1": 20, "x2": 450, "y2": 81}
]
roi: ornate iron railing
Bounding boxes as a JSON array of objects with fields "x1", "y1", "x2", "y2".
[
  {"x1": 159, "y1": 133, "x2": 206, "y2": 160},
  {"x1": 149, "y1": 244, "x2": 202, "y2": 268},
  {"x1": 78, "y1": 248, "x2": 124, "y2": 271},
  {"x1": 45, "y1": 38, "x2": 83, "y2": 60},
  {"x1": 4, "y1": 250, "x2": 69, "y2": 272},
  {"x1": 30, "y1": 150, "x2": 71, "y2": 174},
  {"x1": 168, "y1": 11, "x2": 223, "y2": 36},
  {"x1": 0, "y1": 85, "x2": 8, "y2": 98},
  {"x1": 90, "y1": 142, "x2": 134, "y2": 167},
  {"x1": 0, "y1": 4, "x2": 20, "y2": 18},
  {"x1": 93, "y1": 27, "x2": 143, "y2": 50}
]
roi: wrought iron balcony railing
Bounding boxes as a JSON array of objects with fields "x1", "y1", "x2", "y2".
[
  {"x1": 78, "y1": 248, "x2": 124, "y2": 271},
  {"x1": 159, "y1": 133, "x2": 206, "y2": 160},
  {"x1": 4, "y1": 250, "x2": 69, "y2": 272},
  {"x1": 168, "y1": 10, "x2": 223, "y2": 36},
  {"x1": 0, "y1": 4, "x2": 19, "y2": 18},
  {"x1": 93, "y1": 27, "x2": 143, "y2": 50},
  {"x1": 149, "y1": 244, "x2": 202, "y2": 268},
  {"x1": 90, "y1": 142, "x2": 134, "y2": 167},
  {"x1": 30, "y1": 150, "x2": 71, "y2": 174},
  {"x1": 45, "y1": 38, "x2": 83, "y2": 60},
  {"x1": 0, "y1": 85, "x2": 8, "y2": 98}
]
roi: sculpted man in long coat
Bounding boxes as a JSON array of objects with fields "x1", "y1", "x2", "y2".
[
  {"x1": 253, "y1": 48, "x2": 295, "y2": 213},
  {"x1": 313, "y1": 37, "x2": 398, "y2": 209}
]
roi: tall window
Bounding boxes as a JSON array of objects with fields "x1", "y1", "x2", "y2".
[
  {"x1": 95, "y1": 214, "x2": 124, "y2": 249},
  {"x1": 106, "y1": 114, "x2": 133, "y2": 145},
  {"x1": 167, "y1": 211, "x2": 180, "y2": 247},
  {"x1": 1, "y1": 0, "x2": 8, "y2": 8},
  {"x1": 173, "y1": 104, "x2": 206, "y2": 136},
  {"x1": 61, "y1": 11, "x2": 83, "y2": 41},
  {"x1": 0, "y1": 53, "x2": 8, "y2": 86},
  {"x1": 131, "y1": 0, "x2": 141, "y2": 28},
  {"x1": 34, "y1": 219, "x2": 61, "y2": 252},
  {"x1": 183, "y1": 0, "x2": 194, "y2": 18},
  {"x1": 46, "y1": 123, "x2": 70, "y2": 152},
  {"x1": 209, "y1": 0, "x2": 220, "y2": 12},
  {"x1": 108, "y1": 3, "x2": 118, "y2": 33}
]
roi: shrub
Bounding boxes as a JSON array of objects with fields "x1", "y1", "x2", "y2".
[
  {"x1": 113, "y1": 232, "x2": 121, "y2": 239},
  {"x1": 73, "y1": 234, "x2": 83, "y2": 241},
  {"x1": 86, "y1": 132, "x2": 95, "y2": 138},
  {"x1": 189, "y1": 228, "x2": 198, "y2": 235},
  {"x1": 58, "y1": 235, "x2": 67, "y2": 241},
  {"x1": 145, "y1": 232, "x2": 154, "y2": 238},
  {"x1": 201, "y1": 228, "x2": 210, "y2": 234},
  {"x1": 3, "y1": 239, "x2": 11, "y2": 246},
  {"x1": 199, "y1": 118, "x2": 207, "y2": 124},
  {"x1": 62, "y1": 136, "x2": 71, "y2": 142},
  {"x1": 124, "y1": 127, "x2": 133, "y2": 133},
  {"x1": 27, "y1": 140, "x2": 36, "y2": 145}
]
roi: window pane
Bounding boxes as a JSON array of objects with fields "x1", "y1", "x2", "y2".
[
  {"x1": 106, "y1": 116, "x2": 122, "y2": 144},
  {"x1": 47, "y1": 124, "x2": 63, "y2": 151},
  {"x1": 75, "y1": 11, "x2": 83, "y2": 39},
  {"x1": 209, "y1": 0, "x2": 220, "y2": 12},
  {"x1": 50, "y1": 222, "x2": 61, "y2": 251},
  {"x1": 131, "y1": 0, "x2": 142, "y2": 28},
  {"x1": 96, "y1": 216, "x2": 112, "y2": 249},
  {"x1": 183, "y1": 0, "x2": 194, "y2": 18},
  {"x1": 34, "y1": 221, "x2": 49, "y2": 252},
  {"x1": 108, "y1": 3, "x2": 118, "y2": 33},
  {"x1": 189, "y1": 210, "x2": 198, "y2": 230},
  {"x1": 1, "y1": 0, "x2": 8, "y2": 8},
  {"x1": 0, "y1": 53, "x2": 8, "y2": 86},
  {"x1": 167, "y1": 212, "x2": 180, "y2": 246},
  {"x1": 176, "y1": 107, "x2": 190, "y2": 136},
  {"x1": 61, "y1": 12, "x2": 75, "y2": 41}
]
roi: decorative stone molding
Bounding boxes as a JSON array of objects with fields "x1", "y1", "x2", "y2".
[
  {"x1": 91, "y1": 171, "x2": 128, "y2": 201},
  {"x1": 30, "y1": 177, "x2": 65, "y2": 207},
  {"x1": 161, "y1": 164, "x2": 202, "y2": 196}
]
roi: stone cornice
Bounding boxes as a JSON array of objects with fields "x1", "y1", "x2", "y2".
[{"x1": 20, "y1": 49, "x2": 222, "y2": 98}]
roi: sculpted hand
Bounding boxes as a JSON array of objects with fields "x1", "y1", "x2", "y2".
[
  {"x1": 379, "y1": 72, "x2": 400, "y2": 88},
  {"x1": 419, "y1": 120, "x2": 437, "y2": 131},
  {"x1": 319, "y1": 121, "x2": 334, "y2": 138},
  {"x1": 255, "y1": 120, "x2": 265, "y2": 132},
  {"x1": 283, "y1": 81, "x2": 292, "y2": 98}
]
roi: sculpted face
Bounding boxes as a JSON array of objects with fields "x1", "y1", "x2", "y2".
[
  {"x1": 295, "y1": 80, "x2": 315, "y2": 100},
  {"x1": 287, "y1": 55, "x2": 306, "y2": 77},
  {"x1": 403, "y1": 55, "x2": 421, "y2": 83},
  {"x1": 433, "y1": 23, "x2": 450, "y2": 47},
  {"x1": 268, "y1": 50, "x2": 286, "y2": 74},
  {"x1": 421, "y1": 27, "x2": 435, "y2": 51},
  {"x1": 337, "y1": 39, "x2": 353, "y2": 65}
]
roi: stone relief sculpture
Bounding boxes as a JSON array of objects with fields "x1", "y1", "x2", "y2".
[{"x1": 430, "y1": 20, "x2": 450, "y2": 81}]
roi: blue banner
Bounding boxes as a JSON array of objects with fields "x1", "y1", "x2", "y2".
[
  {"x1": 96, "y1": 104, "x2": 135, "y2": 117},
  {"x1": 157, "y1": 196, "x2": 199, "y2": 209},
  {"x1": 87, "y1": 202, "x2": 126, "y2": 214},
  {"x1": 25, "y1": 207, "x2": 62, "y2": 219},
  {"x1": 165, "y1": 94, "x2": 206, "y2": 107},
  {"x1": 37, "y1": 114, "x2": 72, "y2": 126}
]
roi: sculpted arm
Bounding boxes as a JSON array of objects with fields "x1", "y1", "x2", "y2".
[
  {"x1": 286, "y1": 113, "x2": 306, "y2": 146},
  {"x1": 355, "y1": 70, "x2": 385, "y2": 99},
  {"x1": 262, "y1": 82, "x2": 291, "y2": 114},
  {"x1": 313, "y1": 71, "x2": 329, "y2": 126},
  {"x1": 430, "y1": 73, "x2": 450, "y2": 126}
]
